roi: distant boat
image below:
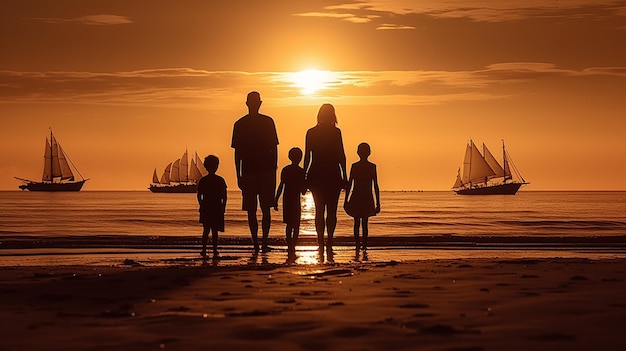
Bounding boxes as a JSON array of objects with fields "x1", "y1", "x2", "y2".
[
  {"x1": 16, "y1": 129, "x2": 88, "y2": 192},
  {"x1": 149, "y1": 149, "x2": 206, "y2": 193},
  {"x1": 452, "y1": 140, "x2": 528, "y2": 195}
]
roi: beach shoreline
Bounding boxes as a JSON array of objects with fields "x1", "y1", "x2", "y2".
[{"x1": 2, "y1": 254, "x2": 626, "y2": 350}]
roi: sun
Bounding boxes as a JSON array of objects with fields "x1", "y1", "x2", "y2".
[{"x1": 289, "y1": 69, "x2": 335, "y2": 95}]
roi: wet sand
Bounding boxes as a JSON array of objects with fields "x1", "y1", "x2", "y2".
[{"x1": 1, "y1": 253, "x2": 626, "y2": 350}]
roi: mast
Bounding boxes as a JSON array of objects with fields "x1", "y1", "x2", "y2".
[
  {"x1": 468, "y1": 140, "x2": 472, "y2": 186},
  {"x1": 502, "y1": 140, "x2": 506, "y2": 183},
  {"x1": 49, "y1": 128, "x2": 54, "y2": 183}
]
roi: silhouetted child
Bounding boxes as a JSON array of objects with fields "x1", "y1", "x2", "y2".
[
  {"x1": 274, "y1": 147, "x2": 306, "y2": 255},
  {"x1": 197, "y1": 155, "x2": 227, "y2": 258},
  {"x1": 344, "y1": 142, "x2": 380, "y2": 250}
]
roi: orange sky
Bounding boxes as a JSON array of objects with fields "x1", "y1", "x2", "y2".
[{"x1": 1, "y1": 1, "x2": 625, "y2": 191}]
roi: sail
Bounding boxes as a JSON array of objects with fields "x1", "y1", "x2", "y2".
[
  {"x1": 55, "y1": 138, "x2": 75, "y2": 180},
  {"x1": 160, "y1": 163, "x2": 172, "y2": 184},
  {"x1": 179, "y1": 150, "x2": 189, "y2": 182},
  {"x1": 503, "y1": 148, "x2": 513, "y2": 180},
  {"x1": 152, "y1": 169, "x2": 160, "y2": 184},
  {"x1": 452, "y1": 168, "x2": 463, "y2": 189},
  {"x1": 50, "y1": 137, "x2": 63, "y2": 178},
  {"x1": 461, "y1": 142, "x2": 472, "y2": 183},
  {"x1": 453, "y1": 139, "x2": 528, "y2": 194},
  {"x1": 194, "y1": 152, "x2": 208, "y2": 176},
  {"x1": 483, "y1": 143, "x2": 504, "y2": 178},
  {"x1": 189, "y1": 158, "x2": 204, "y2": 183},
  {"x1": 468, "y1": 142, "x2": 495, "y2": 184},
  {"x1": 42, "y1": 138, "x2": 52, "y2": 181},
  {"x1": 171, "y1": 159, "x2": 181, "y2": 182}
]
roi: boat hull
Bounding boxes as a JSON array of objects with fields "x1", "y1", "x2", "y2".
[
  {"x1": 454, "y1": 182, "x2": 523, "y2": 195},
  {"x1": 149, "y1": 184, "x2": 197, "y2": 193},
  {"x1": 21, "y1": 180, "x2": 86, "y2": 192}
]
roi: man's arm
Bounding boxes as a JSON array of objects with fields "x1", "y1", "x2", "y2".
[{"x1": 234, "y1": 148, "x2": 243, "y2": 190}]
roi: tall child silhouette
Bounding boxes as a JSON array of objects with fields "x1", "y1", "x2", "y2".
[
  {"x1": 196, "y1": 155, "x2": 227, "y2": 258},
  {"x1": 344, "y1": 142, "x2": 380, "y2": 250},
  {"x1": 274, "y1": 147, "x2": 306, "y2": 256}
]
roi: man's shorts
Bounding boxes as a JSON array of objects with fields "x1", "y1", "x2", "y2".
[{"x1": 240, "y1": 170, "x2": 276, "y2": 211}]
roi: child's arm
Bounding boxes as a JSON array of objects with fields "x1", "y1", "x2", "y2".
[
  {"x1": 373, "y1": 165, "x2": 381, "y2": 213},
  {"x1": 196, "y1": 180, "x2": 203, "y2": 205},
  {"x1": 222, "y1": 184, "x2": 228, "y2": 213},
  {"x1": 274, "y1": 182, "x2": 284, "y2": 211},
  {"x1": 344, "y1": 166, "x2": 354, "y2": 204}
]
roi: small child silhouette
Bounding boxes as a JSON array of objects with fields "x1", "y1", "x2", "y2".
[
  {"x1": 274, "y1": 147, "x2": 306, "y2": 256},
  {"x1": 344, "y1": 142, "x2": 380, "y2": 251},
  {"x1": 197, "y1": 155, "x2": 227, "y2": 258}
]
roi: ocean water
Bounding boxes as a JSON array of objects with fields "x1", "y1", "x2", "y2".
[
  {"x1": 1, "y1": 190, "x2": 625, "y2": 239},
  {"x1": 1, "y1": 191, "x2": 625, "y2": 265}
]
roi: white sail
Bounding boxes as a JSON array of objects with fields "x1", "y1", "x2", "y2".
[
  {"x1": 483, "y1": 143, "x2": 504, "y2": 178},
  {"x1": 468, "y1": 141, "x2": 495, "y2": 184},
  {"x1": 171, "y1": 159, "x2": 181, "y2": 182},
  {"x1": 160, "y1": 163, "x2": 172, "y2": 184}
]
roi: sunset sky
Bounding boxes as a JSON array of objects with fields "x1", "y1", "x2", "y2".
[{"x1": 1, "y1": 0, "x2": 625, "y2": 191}]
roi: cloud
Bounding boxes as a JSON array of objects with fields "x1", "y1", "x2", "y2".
[
  {"x1": 33, "y1": 14, "x2": 133, "y2": 25},
  {"x1": 1, "y1": 64, "x2": 624, "y2": 108},
  {"x1": 301, "y1": 0, "x2": 626, "y2": 24},
  {"x1": 294, "y1": 11, "x2": 379, "y2": 23},
  {"x1": 376, "y1": 24, "x2": 416, "y2": 30}
]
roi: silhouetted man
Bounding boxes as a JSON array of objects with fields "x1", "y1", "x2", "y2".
[{"x1": 231, "y1": 91, "x2": 279, "y2": 252}]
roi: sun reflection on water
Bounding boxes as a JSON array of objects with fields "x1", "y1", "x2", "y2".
[
  {"x1": 294, "y1": 246, "x2": 322, "y2": 265},
  {"x1": 300, "y1": 192, "x2": 316, "y2": 236}
]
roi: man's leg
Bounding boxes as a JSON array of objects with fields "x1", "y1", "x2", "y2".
[
  {"x1": 247, "y1": 209, "x2": 259, "y2": 251},
  {"x1": 261, "y1": 206, "x2": 271, "y2": 252}
]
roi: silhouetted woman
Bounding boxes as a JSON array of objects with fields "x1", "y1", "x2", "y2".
[{"x1": 304, "y1": 103, "x2": 347, "y2": 257}]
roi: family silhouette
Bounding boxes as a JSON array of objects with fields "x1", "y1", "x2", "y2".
[{"x1": 198, "y1": 91, "x2": 380, "y2": 260}]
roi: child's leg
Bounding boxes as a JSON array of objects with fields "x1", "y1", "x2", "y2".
[
  {"x1": 211, "y1": 227, "x2": 219, "y2": 255},
  {"x1": 285, "y1": 225, "x2": 292, "y2": 248},
  {"x1": 201, "y1": 223, "x2": 210, "y2": 257},
  {"x1": 292, "y1": 224, "x2": 300, "y2": 243},
  {"x1": 353, "y1": 217, "x2": 361, "y2": 249},
  {"x1": 362, "y1": 217, "x2": 369, "y2": 250}
]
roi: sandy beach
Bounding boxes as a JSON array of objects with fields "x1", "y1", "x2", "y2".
[{"x1": 1, "y1": 253, "x2": 626, "y2": 351}]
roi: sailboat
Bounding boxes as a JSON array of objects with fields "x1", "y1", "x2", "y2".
[
  {"x1": 149, "y1": 149, "x2": 207, "y2": 193},
  {"x1": 452, "y1": 139, "x2": 528, "y2": 195},
  {"x1": 16, "y1": 130, "x2": 88, "y2": 192}
]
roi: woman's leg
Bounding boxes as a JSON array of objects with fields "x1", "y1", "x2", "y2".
[
  {"x1": 311, "y1": 191, "x2": 326, "y2": 249},
  {"x1": 353, "y1": 217, "x2": 361, "y2": 249},
  {"x1": 362, "y1": 217, "x2": 369, "y2": 250},
  {"x1": 325, "y1": 189, "x2": 341, "y2": 248}
]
